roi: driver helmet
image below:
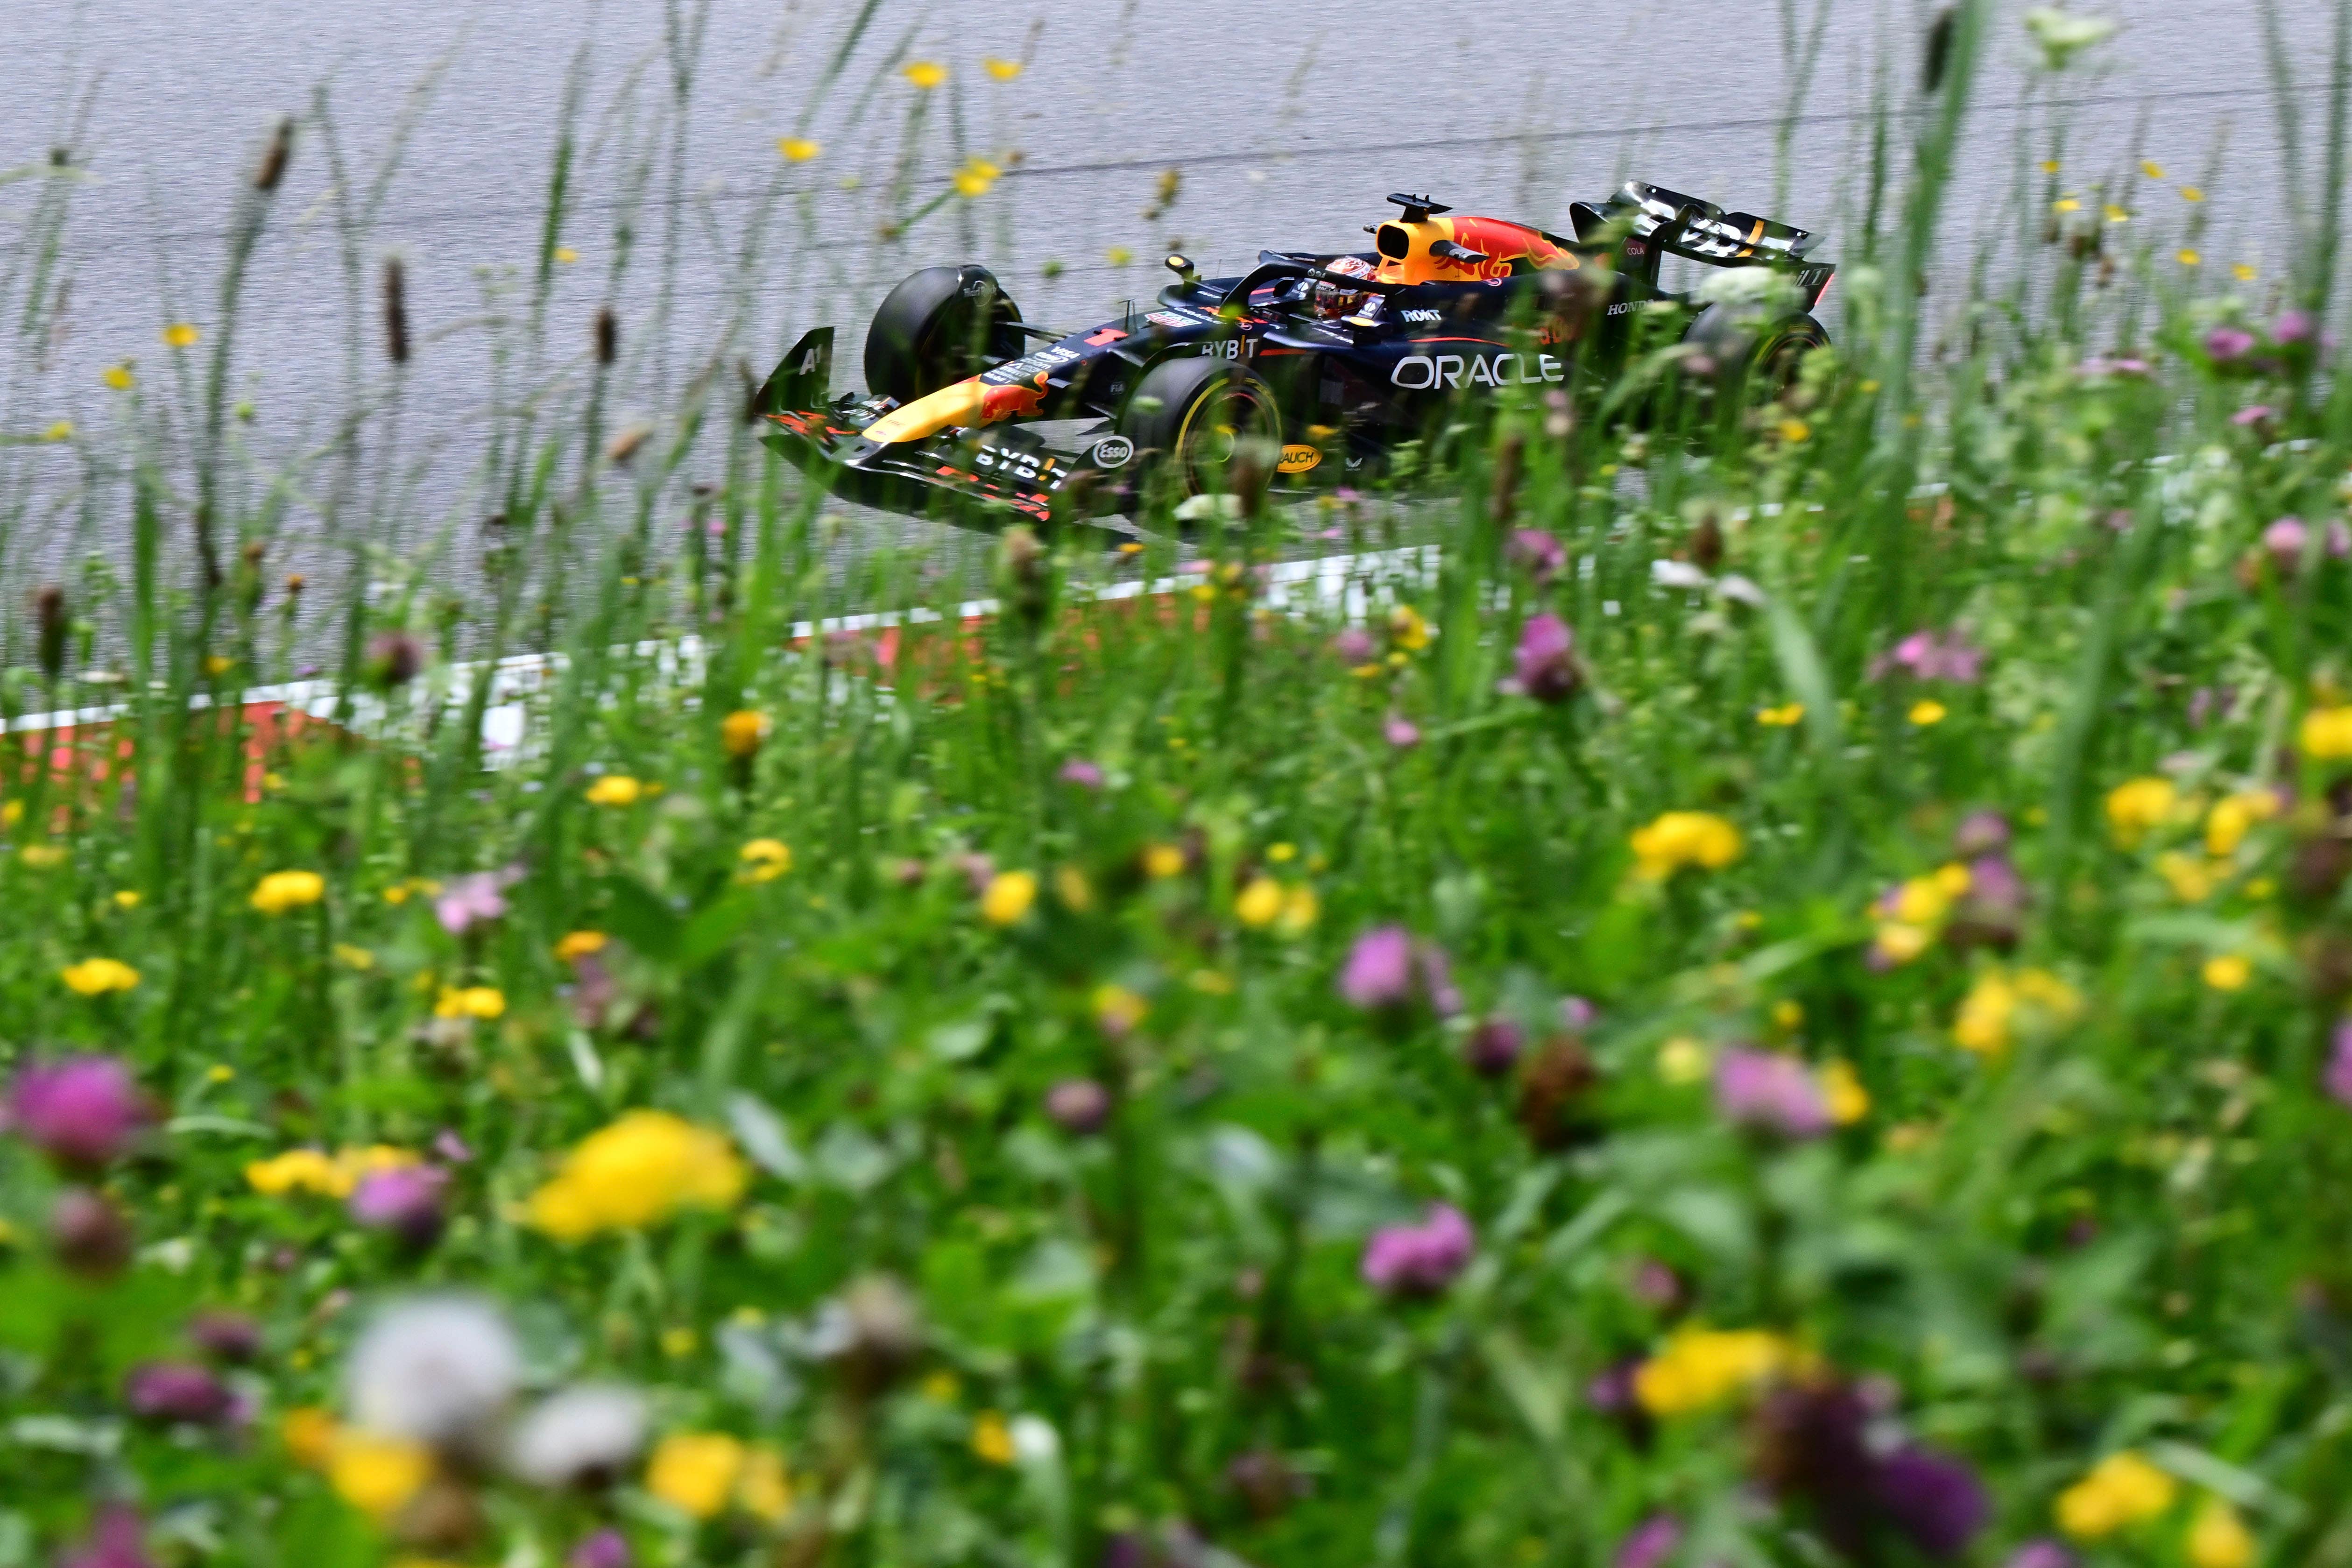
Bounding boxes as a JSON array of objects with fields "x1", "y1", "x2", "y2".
[{"x1": 1312, "y1": 254, "x2": 1378, "y2": 318}]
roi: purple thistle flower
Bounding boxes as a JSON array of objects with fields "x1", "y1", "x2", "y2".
[
  {"x1": 1882, "y1": 628, "x2": 1984, "y2": 685},
  {"x1": 1714, "y1": 1048, "x2": 1832, "y2": 1138},
  {"x1": 433, "y1": 1127, "x2": 475, "y2": 1164},
  {"x1": 2206, "y1": 326, "x2": 2256, "y2": 362},
  {"x1": 1339, "y1": 926, "x2": 1415, "y2": 1009},
  {"x1": 2003, "y1": 1543, "x2": 2074, "y2": 1568},
  {"x1": 50, "y1": 1186, "x2": 133, "y2": 1278},
  {"x1": 1463, "y1": 1017, "x2": 1525, "y2": 1077},
  {"x1": 2274, "y1": 310, "x2": 2315, "y2": 345},
  {"x1": 1333, "y1": 627, "x2": 1377, "y2": 664},
  {"x1": 348, "y1": 1164, "x2": 449, "y2": 1246},
  {"x1": 2233, "y1": 403, "x2": 2278, "y2": 428},
  {"x1": 1045, "y1": 1078, "x2": 1112, "y2": 1135},
  {"x1": 1874, "y1": 1446, "x2": 1990, "y2": 1558},
  {"x1": 125, "y1": 1360, "x2": 235, "y2": 1426},
  {"x1": 62, "y1": 1506, "x2": 154, "y2": 1568},
  {"x1": 1612, "y1": 1515, "x2": 1683, "y2": 1568},
  {"x1": 1383, "y1": 714, "x2": 1422, "y2": 749},
  {"x1": 1058, "y1": 758, "x2": 1105, "y2": 790},
  {"x1": 1511, "y1": 613, "x2": 1582, "y2": 703},
  {"x1": 434, "y1": 866, "x2": 522, "y2": 936},
  {"x1": 1560, "y1": 995, "x2": 1598, "y2": 1030},
  {"x1": 2325, "y1": 1020, "x2": 2352, "y2": 1108},
  {"x1": 2265, "y1": 516, "x2": 2310, "y2": 568},
  {"x1": 1952, "y1": 809, "x2": 2011, "y2": 858},
  {"x1": 1360, "y1": 1202, "x2": 1475, "y2": 1295},
  {"x1": 187, "y1": 1310, "x2": 264, "y2": 1363},
  {"x1": 569, "y1": 1528, "x2": 634, "y2": 1568},
  {"x1": 1506, "y1": 529, "x2": 1566, "y2": 584},
  {"x1": 1338, "y1": 926, "x2": 1461, "y2": 1016},
  {"x1": 5, "y1": 1055, "x2": 148, "y2": 1170}
]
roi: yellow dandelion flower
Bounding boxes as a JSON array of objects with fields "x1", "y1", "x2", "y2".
[
  {"x1": 2104, "y1": 776, "x2": 2179, "y2": 848},
  {"x1": 1657, "y1": 1036, "x2": 1712, "y2": 1084},
  {"x1": 2179, "y1": 248, "x2": 2203, "y2": 267},
  {"x1": 2187, "y1": 1495, "x2": 2255, "y2": 1568},
  {"x1": 2204, "y1": 789, "x2": 2278, "y2": 855},
  {"x1": 953, "y1": 164, "x2": 996, "y2": 199},
  {"x1": 1818, "y1": 1060, "x2": 1870, "y2": 1125},
  {"x1": 777, "y1": 137, "x2": 821, "y2": 162},
  {"x1": 1872, "y1": 922, "x2": 1934, "y2": 966},
  {"x1": 739, "y1": 838, "x2": 792, "y2": 882},
  {"x1": 1142, "y1": 843, "x2": 1186, "y2": 879},
  {"x1": 60, "y1": 957, "x2": 140, "y2": 996},
  {"x1": 1757, "y1": 702, "x2": 1806, "y2": 726},
  {"x1": 282, "y1": 1406, "x2": 339, "y2": 1469},
  {"x1": 2202, "y1": 954, "x2": 2252, "y2": 991},
  {"x1": 328, "y1": 1430, "x2": 433, "y2": 1521},
  {"x1": 1054, "y1": 865, "x2": 1094, "y2": 911},
  {"x1": 2141, "y1": 159, "x2": 2166, "y2": 180},
  {"x1": 585, "y1": 775, "x2": 643, "y2": 806},
  {"x1": 1953, "y1": 967, "x2": 2080, "y2": 1055},
  {"x1": 163, "y1": 322, "x2": 200, "y2": 349},
  {"x1": 45, "y1": 420, "x2": 75, "y2": 443},
  {"x1": 2052, "y1": 198, "x2": 2082, "y2": 214},
  {"x1": 722, "y1": 709, "x2": 770, "y2": 758},
  {"x1": 434, "y1": 985, "x2": 506, "y2": 1020},
  {"x1": 1234, "y1": 877, "x2": 1284, "y2": 928},
  {"x1": 112, "y1": 890, "x2": 141, "y2": 909},
  {"x1": 2182, "y1": 186, "x2": 2206, "y2": 202},
  {"x1": 2233, "y1": 263, "x2": 2257, "y2": 282},
  {"x1": 2300, "y1": 705, "x2": 2352, "y2": 759},
  {"x1": 1106, "y1": 246, "x2": 1133, "y2": 267},
  {"x1": 554, "y1": 930, "x2": 607, "y2": 962},
  {"x1": 982, "y1": 869, "x2": 1037, "y2": 926},
  {"x1": 2104, "y1": 204, "x2": 2130, "y2": 223},
  {"x1": 2156, "y1": 851, "x2": 2218, "y2": 904},
  {"x1": 20, "y1": 843, "x2": 68, "y2": 869},
  {"x1": 1632, "y1": 1327, "x2": 1794, "y2": 1416},
  {"x1": 554, "y1": 246, "x2": 579, "y2": 264},
  {"x1": 903, "y1": 60, "x2": 947, "y2": 89},
  {"x1": 251, "y1": 869, "x2": 326, "y2": 915},
  {"x1": 1778, "y1": 417, "x2": 1812, "y2": 445},
  {"x1": 1387, "y1": 603, "x2": 1431, "y2": 650},
  {"x1": 2056, "y1": 1450, "x2": 2177, "y2": 1540},
  {"x1": 983, "y1": 57, "x2": 1024, "y2": 80},
  {"x1": 971, "y1": 1412, "x2": 1016, "y2": 1465},
  {"x1": 2041, "y1": 159, "x2": 2062, "y2": 175},
  {"x1": 1909, "y1": 699, "x2": 1948, "y2": 726},
  {"x1": 527, "y1": 1110, "x2": 747, "y2": 1241},
  {"x1": 647, "y1": 1432, "x2": 745, "y2": 1519},
  {"x1": 102, "y1": 364, "x2": 135, "y2": 391},
  {"x1": 1277, "y1": 883, "x2": 1320, "y2": 935},
  {"x1": 739, "y1": 1445, "x2": 792, "y2": 1520},
  {"x1": 1630, "y1": 811, "x2": 1743, "y2": 879}
]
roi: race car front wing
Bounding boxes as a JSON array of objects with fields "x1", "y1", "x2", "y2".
[{"x1": 754, "y1": 328, "x2": 1138, "y2": 527}]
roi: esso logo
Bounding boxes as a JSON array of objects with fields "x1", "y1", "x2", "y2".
[{"x1": 1089, "y1": 436, "x2": 1135, "y2": 469}]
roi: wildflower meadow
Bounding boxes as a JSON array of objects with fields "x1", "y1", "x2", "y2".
[{"x1": 5, "y1": 5, "x2": 2352, "y2": 1568}]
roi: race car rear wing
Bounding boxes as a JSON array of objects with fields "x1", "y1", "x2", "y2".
[{"x1": 1572, "y1": 181, "x2": 1833, "y2": 310}]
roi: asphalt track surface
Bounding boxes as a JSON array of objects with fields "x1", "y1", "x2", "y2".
[{"x1": 3, "y1": 0, "x2": 2340, "y2": 586}]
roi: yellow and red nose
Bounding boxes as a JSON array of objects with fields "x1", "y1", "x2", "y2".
[{"x1": 863, "y1": 370, "x2": 1046, "y2": 446}]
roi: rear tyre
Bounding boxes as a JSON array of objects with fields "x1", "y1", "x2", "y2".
[
  {"x1": 863, "y1": 265, "x2": 1025, "y2": 403},
  {"x1": 1684, "y1": 305, "x2": 1829, "y2": 401},
  {"x1": 1117, "y1": 355, "x2": 1283, "y2": 500}
]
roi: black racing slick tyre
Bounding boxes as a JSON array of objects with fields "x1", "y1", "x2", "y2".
[
  {"x1": 1685, "y1": 305, "x2": 1829, "y2": 401},
  {"x1": 1117, "y1": 356, "x2": 1283, "y2": 499},
  {"x1": 863, "y1": 265, "x2": 1026, "y2": 404}
]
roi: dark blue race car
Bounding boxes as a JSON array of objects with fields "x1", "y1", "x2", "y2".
[{"x1": 755, "y1": 183, "x2": 1834, "y2": 526}]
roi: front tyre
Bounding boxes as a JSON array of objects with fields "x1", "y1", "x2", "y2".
[
  {"x1": 1117, "y1": 355, "x2": 1283, "y2": 499},
  {"x1": 863, "y1": 265, "x2": 1025, "y2": 404}
]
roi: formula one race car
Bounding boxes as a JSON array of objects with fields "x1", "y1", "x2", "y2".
[{"x1": 755, "y1": 182, "x2": 1834, "y2": 527}]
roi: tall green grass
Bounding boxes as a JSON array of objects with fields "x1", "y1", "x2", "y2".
[{"x1": 5, "y1": 4, "x2": 2352, "y2": 1566}]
